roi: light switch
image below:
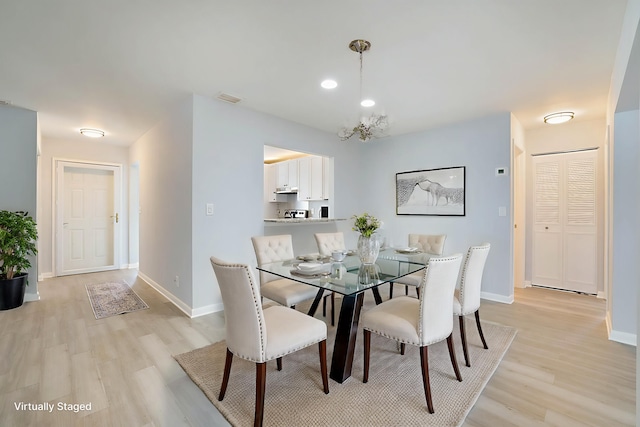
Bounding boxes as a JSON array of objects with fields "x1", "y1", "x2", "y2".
[
  {"x1": 498, "y1": 206, "x2": 506, "y2": 216},
  {"x1": 206, "y1": 203, "x2": 214, "y2": 216}
]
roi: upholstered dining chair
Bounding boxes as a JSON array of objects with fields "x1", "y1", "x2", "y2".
[
  {"x1": 251, "y1": 234, "x2": 320, "y2": 309},
  {"x1": 210, "y1": 256, "x2": 329, "y2": 427},
  {"x1": 454, "y1": 243, "x2": 491, "y2": 367},
  {"x1": 389, "y1": 234, "x2": 447, "y2": 299},
  {"x1": 314, "y1": 232, "x2": 347, "y2": 326},
  {"x1": 361, "y1": 253, "x2": 463, "y2": 414}
]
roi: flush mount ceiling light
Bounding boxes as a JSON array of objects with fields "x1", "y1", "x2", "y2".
[
  {"x1": 80, "y1": 128, "x2": 105, "y2": 138},
  {"x1": 321, "y1": 79, "x2": 338, "y2": 89},
  {"x1": 543, "y1": 111, "x2": 574, "y2": 124},
  {"x1": 338, "y1": 39, "x2": 388, "y2": 142}
]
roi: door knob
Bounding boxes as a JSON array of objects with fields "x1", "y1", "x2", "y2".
[{"x1": 111, "y1": 213, "x2": 119, "y2": 223}]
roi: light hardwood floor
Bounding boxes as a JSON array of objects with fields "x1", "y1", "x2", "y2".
[{"x1": 0, "y1": 270, "x2": 635, "y2": 426}]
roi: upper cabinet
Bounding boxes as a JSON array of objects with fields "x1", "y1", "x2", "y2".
[
  {"x1": 298, "y1": 155, "x2": 326, "y2": 201},
  {"x1": 265, "y1": 164, "x2": 285, "y2": 202},
  {"x1": 276, "y1": 159, "x2": 298, "y2": 190}
]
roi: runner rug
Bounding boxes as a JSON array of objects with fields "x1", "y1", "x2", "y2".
[
  {"x1": 175, "y1": 307, "x2": 516, "y2": 427},
  {"x1": 85, "y1": 280, "x2": 149, "y2": 319}
]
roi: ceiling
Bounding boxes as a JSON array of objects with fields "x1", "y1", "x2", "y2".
[{"x1": 0, "y1": 1, "x2": 629, "y2": 147}]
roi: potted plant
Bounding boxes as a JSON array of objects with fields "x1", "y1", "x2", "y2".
[{"x1": 0, "y1": 210, "x2": 38, "y2": 310}]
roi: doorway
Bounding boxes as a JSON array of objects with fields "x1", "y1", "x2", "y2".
[
  {"x1": 532, "y1": 149, "x2": 598, "y2": 294},
  {"x1": 55, "y1": 160, "x2": 122, "y2": 276}
]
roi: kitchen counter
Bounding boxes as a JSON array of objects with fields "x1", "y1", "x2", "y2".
[{"x1": 264, "y1": 218, "x2": 347, "y2": 224}]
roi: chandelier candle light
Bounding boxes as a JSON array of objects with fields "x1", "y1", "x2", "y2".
[{"x1": 338, "y1": 40, "x2": 389, "y2": 142}]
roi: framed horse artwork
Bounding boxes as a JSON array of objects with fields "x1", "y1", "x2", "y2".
[{"x1": 396, "y1": 166, "x2": 465, "y2": 216}]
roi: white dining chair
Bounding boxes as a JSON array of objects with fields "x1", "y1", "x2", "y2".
[
  {"x1": 314, "y1": 232, "x2": 346, "y2": 326},
  {"x1": 314, "y1": 232, "x2": 346, "y2": 257},
  {"x1": 210, "y1": 256, "x2": 329, "y2": 427},
  {"x1": 361, "y1": 253, "x2": 464, "y2": 413},
  {"x1": 251, "y1": 234, "x2": 320, "y2": 309},
  {"x1": 389, "y1": 234, "x2": 447, "y2": 299},
  {"x1": 454, "y1": 243, "x2": 491, "y2": 367}
]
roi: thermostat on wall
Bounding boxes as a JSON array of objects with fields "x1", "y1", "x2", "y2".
[{"x1": 495, "y1": 167, "x2": 508, "y2": 176}]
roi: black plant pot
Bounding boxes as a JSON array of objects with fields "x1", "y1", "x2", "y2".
[{"x1": 0, "y1": 273, "x2": 27, "y2": 310}]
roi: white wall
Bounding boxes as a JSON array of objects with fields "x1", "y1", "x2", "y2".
[
  {"x1": 0, "y1": 105, "x2": 38, "y2": 300},
  {"x1": 38, "y1": 139, "x2": 130, "y2": 276},
  {"x1": 129, "y1": 98, "x2": 194, "y2": 313},
  {"x1": 190, "y1": 94, "x2": 360, "y2": 314},
  {"x1": 612, "y1": 109, "x2": 639, "y2": 341},
  {"x1": 524, "y1": 118, "x2": 607, "y2": 293},
  {"x1": 358, "y1": 113, "x2": 513, "y2": 302}
]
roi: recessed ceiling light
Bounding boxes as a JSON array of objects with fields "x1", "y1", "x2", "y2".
[
  {"x1": 80, "y1": 128, "x2": 105, "y2": 138},
  {"x1": 321, "y1": 79, "x2": 337, "y2": 89},
  {"x1": 543, "y1": 111, "x2": 574, "y2": 124},
  {"x1": 360, "y1": 99, "x2": 375, "y2": 107}
]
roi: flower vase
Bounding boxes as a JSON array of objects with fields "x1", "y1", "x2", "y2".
[{"x1": 357, "y1": 234, "x2": 380, "y2": 265}]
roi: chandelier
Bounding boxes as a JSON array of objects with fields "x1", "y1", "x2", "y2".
[{"x1": 338, "y1": 39, "x2": 389, "y2": 142}]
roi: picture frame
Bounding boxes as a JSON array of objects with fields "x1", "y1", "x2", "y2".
[{"x1": 396, "y1": 166, "x2": 465, "y2": 216}]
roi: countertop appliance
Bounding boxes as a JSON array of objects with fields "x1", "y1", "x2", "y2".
[{"x1": 283, "y1": 209, "x2": 308, "y2": 219}]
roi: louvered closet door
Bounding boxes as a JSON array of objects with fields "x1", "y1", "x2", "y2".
[{"x1": 532, "y1": 150, "x2": 597, "y2": 294}]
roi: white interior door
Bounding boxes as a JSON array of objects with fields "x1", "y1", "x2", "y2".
[
  {"x1": 56, "y1": 161, "x2": 121, "y2": 276},
  {"x1": 532, "y1": 150, "x2": 597, "y2": 294}
]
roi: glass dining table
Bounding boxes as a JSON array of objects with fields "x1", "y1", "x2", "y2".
[{"x1": 257, "y1": 248, "x2": 429, "y2": 383}]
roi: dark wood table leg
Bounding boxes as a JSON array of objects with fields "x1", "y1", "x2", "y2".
[
  {"x1": 371, "y1": 287, "x2": 383, "y2": 305},
  {"x1": 330, "y1": 292, "x2": 365, "y2": 383},
  {"x1": 307, "y1": 289, "x2": 325, "y2": 317}
]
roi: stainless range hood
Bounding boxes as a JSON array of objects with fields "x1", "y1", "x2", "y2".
[{"x1": 276, "y1": 186, "x2": 298, "y2": 194}]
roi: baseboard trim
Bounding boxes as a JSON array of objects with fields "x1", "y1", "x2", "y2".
[
  {"x1": 24, "y1": 292, "x2": 41, "y2": 302},
  {"x1": 192, "y1": 303, "x2": 224, "y2": 318},
  {"x1": 121, "y1": 263, "x2": 139, "y2": 270},
  {"x1": 606, "y1": 311, "x2": 637, "y2": 346},
  {"x1": 137, "y1": 272, "x2": 193, "y2": 317},
  {"x1": 481, "y1": 291, "x2": 514, "y2": 304},
  {"x1": 38, "y1": 272, "x2": 54, "y2": 281},
  {"x1": 137, "y1": 272, "x2": 223, "y2": 318}
]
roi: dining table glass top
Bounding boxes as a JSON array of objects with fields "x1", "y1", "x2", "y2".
[{"x1": 257, "y1": 248, "x2": 430, "y2": 296}]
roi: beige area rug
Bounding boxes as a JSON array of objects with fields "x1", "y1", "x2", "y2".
[
  {"x1": 85, "y1": 280, "x2": 149, "y2": 319},
  {"x1": 175, "y1": 300, "x2": 516, "y2": 427}
]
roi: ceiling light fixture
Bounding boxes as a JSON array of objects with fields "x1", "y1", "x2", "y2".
[
  {"x1": 543, "y1": 111, "x2": 574, "y2": 124},
  {"x1": 321, "y1": 79, "x2": 338, "y2": 89},
  {"x1": 338, "y1": 39, "x2": 388, "y2": 142},
  {"x1": 80, "y1": 128, "x2": 105, "y2": 138}
]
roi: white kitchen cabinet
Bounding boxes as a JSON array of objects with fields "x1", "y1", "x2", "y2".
[
  {"x1": 298, "y1": 156, "x2": 326, "y2": 201},
  {"x1": 276, "y1": 159, "x2": 298, "y2": 190},
  {"x1": 265, "y1": 164, "x2": 284, "y2": 202}
]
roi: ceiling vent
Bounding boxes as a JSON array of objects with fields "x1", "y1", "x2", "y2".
[{"x1": 216, "y1": 92, "x2": 243, "y2": 104}]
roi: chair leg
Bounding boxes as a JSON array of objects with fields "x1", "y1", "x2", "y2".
[
  {"x1": 475, "y1": 310, "x2": 489, "y2": 349},
  {"x1": 254, "y1": 362, "x2": 267, "y2": 427},
  {"x1": 276, "y1": 357, "x2": 282, "y2": 371},
  {"x1": 416, "y1": 287, "x2": 420, "y2": 299},
  {"x1": 218, "y1": 348, "x2": 233, "y2": 401},
  {"x1": 400, "y1": 343, "x2": 406, "y2": 355},
  {"x1": 363, "y1": 330, "x2": 371, "y2": 383},
  {"x1": 389, "y1": 282, "x2": 394, "y2": 299},
  {"x1": 459, "y1": 315, "x2": 470, "y2": 367},
  {"x1": 322, "y1": 294, "x2": 327, "y2": 317},
  {"x1": 318, "y1": 340, "x2": 329, "y2": 394},
  {"x1": 405, "y1": 285, "x2": 409, "y2": 295},
  {"x1": 446, "y1": 333, "x2": 463, "y2": 382},
  {"x1": 331, "y1": 292, "x2": 335, "y2": 326},
  {"x1": 419, "y1": 346, "x2": 434, "y2": 413}
]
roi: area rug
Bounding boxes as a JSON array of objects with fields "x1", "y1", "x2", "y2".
[
  {"x1": 175, "y1": 309, "x2": 516, "y2": 427},
  {"x1": 85, "y1": 280, "x2": 149, "y2": 319}
]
